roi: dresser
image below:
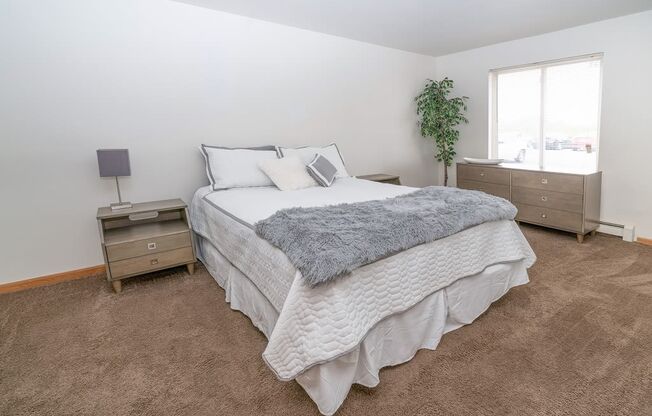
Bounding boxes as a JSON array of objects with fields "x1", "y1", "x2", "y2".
[
  {"x1": 97, "y1": 199, "x2": 197, "y2": 293},
  {"x1": 457, "y1": 163, "x2": 601, "y2": 243}
]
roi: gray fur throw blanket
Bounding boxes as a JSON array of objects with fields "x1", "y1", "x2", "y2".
[{"x1": 254, "y1": 186, "x2": 517, "y2": 286}]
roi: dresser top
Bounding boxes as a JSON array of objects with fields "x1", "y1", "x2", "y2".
[
  {"x1": 357, "y1": 174, "x2": 400, "y2": 182},
  {"x1": 97, "y1": 198, "x2": 187, "y2": 219},
  {"x1": 457, "y1": 162, "x2": 600, "y2": 176}
]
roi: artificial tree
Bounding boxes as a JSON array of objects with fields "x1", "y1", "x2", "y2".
[{"x1": 415, "y1": 78, "x2": 468, "y2": 186}]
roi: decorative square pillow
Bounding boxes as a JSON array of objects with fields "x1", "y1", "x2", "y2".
[
  {"x1": 306, "y1": 154, "x2": 338, "y2": 187},
  {"x1": 258, "y1": 156, "x2": 318, "y2": 191},
  {"x1": 200, "y1": 144, "x2": 278, "y2": 190},
  {"x1": 276, "y1": 143, "x2": 349, "y2": 178}
]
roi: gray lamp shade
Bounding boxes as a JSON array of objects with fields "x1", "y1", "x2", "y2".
[{"x1": 97, "y1": 149, "x2": 131, "y2": 177}]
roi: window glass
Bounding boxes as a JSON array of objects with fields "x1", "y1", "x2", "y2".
[
  {"x1": 492, "y1": 56, "x2": 601, "y2": 172},
  {"x1": 543, "y1": 60, "x2": 601, "y2": 172},
  {"x1": 496, "y1": 69, "x2": 541, "y2": 166}
]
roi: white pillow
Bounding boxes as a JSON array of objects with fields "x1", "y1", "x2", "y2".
[
  {"x1": 258, "y1": 157, "x2": 318, "y2": 191},
  {"x1": 276, "y1": 143, "x2": 350, "y2": 178},
  {"x1": 200, "y1": 144, "x2": 278, "y2": 190}
]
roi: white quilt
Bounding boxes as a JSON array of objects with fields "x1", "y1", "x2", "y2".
[{"x1": 190, "y1": 178, "x2": 536, "y2": 381}]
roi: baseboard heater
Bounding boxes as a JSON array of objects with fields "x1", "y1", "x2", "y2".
[{"x1": 598, "y1": 220, "x2": 635, "y2": 242}]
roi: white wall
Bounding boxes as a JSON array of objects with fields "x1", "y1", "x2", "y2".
[
  {"x1": 0, "y1": 0, "x2": 439, "y2": 283},
  {"x1": 434, "y1": 11, "x2": 652, "y2": 239}
]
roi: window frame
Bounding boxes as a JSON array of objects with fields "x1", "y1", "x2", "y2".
[{"x1": 489, "y1": 53, "x2": 603, "y2": 170}]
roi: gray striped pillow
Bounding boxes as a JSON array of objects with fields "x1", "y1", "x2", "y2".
[{"x1": 306, "y1": 154, "x2": 338, "y2": 187}]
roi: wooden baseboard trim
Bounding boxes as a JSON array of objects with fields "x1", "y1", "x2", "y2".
[
  {"x1": 0, "y1": 265, "x2": 105, "y2": 295},
  {"x1": 637, "y1": 237, "x2": 652, "y2": 247}
]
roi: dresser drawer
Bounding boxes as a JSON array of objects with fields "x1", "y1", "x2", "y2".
[
  {"x1": 109, "y1": 246, "x2": 195, "y2": 279},
  {"x1": 515, "y1": 203, "x2": 583, "y2": 232},
  {"x1": 458, "y1": 180, "x2": 510, "y2": 200},
  {"x1": 512, "y1": 170, "x2": 584, "y2": 194},
  {"x1": 457, "y1": 164, "x2": 510, "y2": 185},
  {"x1": 106, "y1": 231, "x2": 192, "y2": 262},
  {"x1": 512, "y1": 187, "x2": 583, "y2": 213}
]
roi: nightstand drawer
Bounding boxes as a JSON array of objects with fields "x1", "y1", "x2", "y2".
[
  {"x1": 515, "y1": 203, "x2": 583, "y2": 232},
  {"x1": 109, "y1": 247, "x2": 195, "y2": 279},
  {"x1": 458, "y1": 164, "x2": 510, "y2": 185},
  {"x1": 512, "y1": 170, "x2": 584, "y2": 194},
  {"x1": 458, "y1": 180, "x2": 510, "y2": 200},
  {"x1": 106, "y1": 231, "x2": 191, "y2": 262},
  {"x1": 512, "y1": 187, "x2": 583, "y2": 213}
]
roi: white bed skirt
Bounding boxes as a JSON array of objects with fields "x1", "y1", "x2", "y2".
[{"x1": 197, "y1": 236, "x2": 529, "y2": 415}]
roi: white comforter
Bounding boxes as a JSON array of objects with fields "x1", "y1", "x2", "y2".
[{"x1": 190, "y1": 178, "x2": 536, "y2": 380}]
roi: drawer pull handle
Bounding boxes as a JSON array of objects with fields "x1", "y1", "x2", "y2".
[
  {"x1": 541, "y1": 178, "x2": 548, "y2": 184},
  {"x1": 479, "y1": 172, "x2": 485, "y2": 177},
  {"x1": 147, "y1": 242, "x2": 157, "y2": 250},
  {"x1": 129, "y1": 211, "x2": 159, "y2": 221},
  {"x1": 541, "y1": 196, "x2": 548, "y2": 202},
  {"x1": 541, "y1": 214, "x2": 547, "y2": 219},
  {"x1": 150, "y1": 259, "x2": 159, "y2": 265}
]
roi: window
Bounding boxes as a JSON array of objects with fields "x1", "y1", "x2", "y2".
[{"x1": 490, "y1": 54, "x2": 602, "y2": 172}]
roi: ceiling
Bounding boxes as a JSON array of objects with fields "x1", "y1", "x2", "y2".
[{"x1": 176, "y1": 0, "x2": 652, "y2": 56}]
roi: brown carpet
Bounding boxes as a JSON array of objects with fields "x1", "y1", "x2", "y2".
[{"x1": 1, "y1": 225, "x2": 651, "y2": 416}]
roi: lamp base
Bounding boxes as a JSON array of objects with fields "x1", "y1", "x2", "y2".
[{"x1": 110, "y1": 202, "x2": 133, "y2": 211}]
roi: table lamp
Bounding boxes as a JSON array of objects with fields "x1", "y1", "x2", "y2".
[{"x1": 97, "y1": 149, "x2": 132, "y2": 210}]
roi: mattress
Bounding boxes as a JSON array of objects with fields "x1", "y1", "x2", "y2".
[
  {"x1": 190, "y1": 178, "x2": 536, "y2": 392},
  {"x1": 200, "y1": 177, "x2": 417, "y2": 227},
  {"x1": 191, "y1": 178, "x2": 416, "y2": 310}
]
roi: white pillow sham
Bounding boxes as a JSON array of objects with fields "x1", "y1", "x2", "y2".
[
  {"x1": 200, "y1": 144, "x2": 278, "y2": 190},
  {"x1": 276, "y1": 143, "x2": 349, "y2": 178},
  {"x1": 258, "y1": 156, "x2": 318, "y2": 191}
]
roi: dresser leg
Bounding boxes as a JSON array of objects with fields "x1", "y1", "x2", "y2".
[
  {"x1": 186, "y1": 262, "x2": 195, "y2": 275},
  {"x1": 576, "y1": 233, "x2": 585, "y2": 244},
  {"x1": 111, "y1": 280, "x2": 122, "y2": 293},
  {"x1": 590, "y1": 230, "x2": 597, "y2": 237}
]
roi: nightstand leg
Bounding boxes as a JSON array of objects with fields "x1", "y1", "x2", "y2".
[
  {"x1": 111, "y1": 280, "x2": 122, "y2": 293},
  {"x1": 576, "y1": 233, "x2": 585, "y2": 244},
  {"x1": 186, "y1": 262, "x2": 195, "y2": 275}
]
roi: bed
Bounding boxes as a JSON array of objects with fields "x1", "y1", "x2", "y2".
[{"x1": 190, "y1": 176, "x2": 536, "y2": 415}]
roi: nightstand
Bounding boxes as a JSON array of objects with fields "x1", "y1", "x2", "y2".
[
  {"x1": 357, "y1": 174, "x2": 401, "y2": 185},
  {"x1": 97, "y1": 199, "x2": 197, "y2": 293}
]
